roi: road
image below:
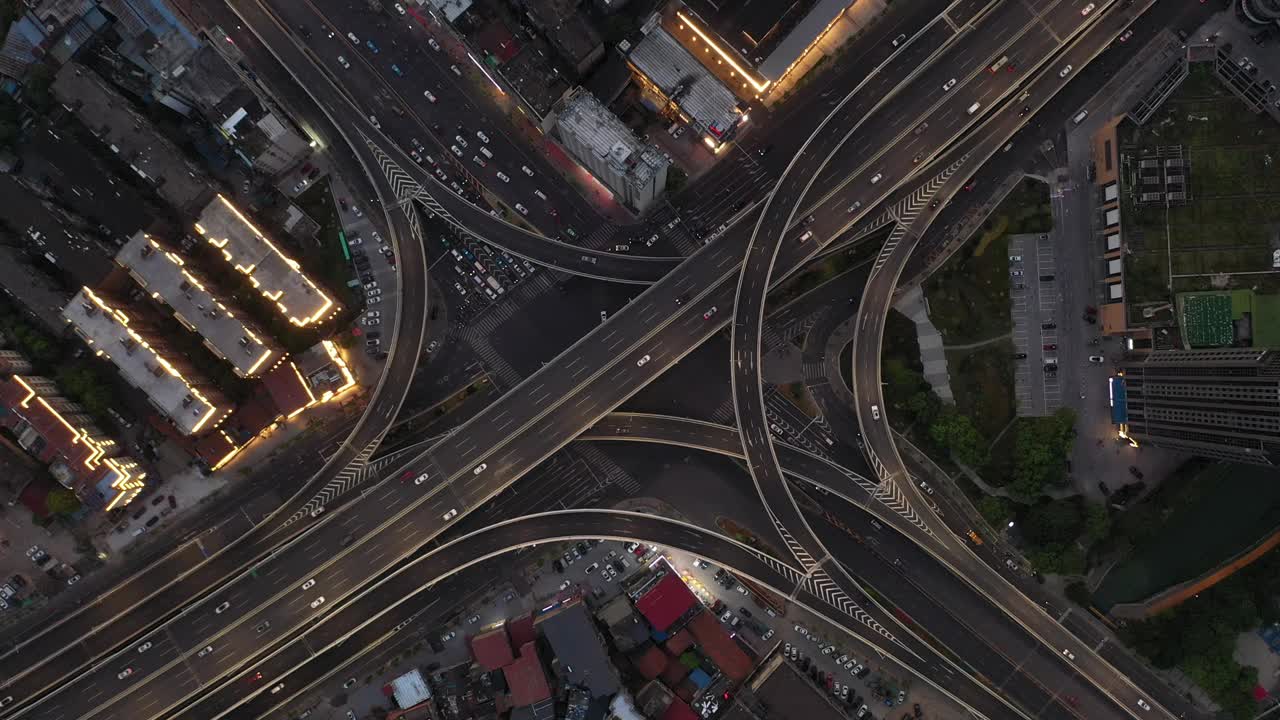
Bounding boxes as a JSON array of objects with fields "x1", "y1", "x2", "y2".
[
  {"x1": 844, "y1": 1, "x2": 1184, "y2": 719},
  {"x1": 0, "y1": 8, "x2": 433, "y2": 710}
]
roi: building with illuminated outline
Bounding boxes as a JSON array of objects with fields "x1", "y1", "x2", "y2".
[
  {"x1": 0, "y1": 374, "x2": 146, "y2": 510},
  {"x1": 115, "y1": 231, "x2": 282, "y2": 377},
  {"x1": 61, "y1": 287, "x2": 231, "y2": 436},
  {"x1": 193, "y1": 195, "x2": 338, "y2": 328}
]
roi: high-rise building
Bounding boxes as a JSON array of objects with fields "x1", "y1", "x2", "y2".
[
  {"x1": 1113, "y1": 348, "x2": 1280, "y2": 464},
  {"x1": 553, "y1": 88, "x2": 669, "y2": 213}
]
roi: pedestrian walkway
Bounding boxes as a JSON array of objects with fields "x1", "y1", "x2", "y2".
[{"x1": 892, "y1": 286, "x2": 954, "y2": 402}]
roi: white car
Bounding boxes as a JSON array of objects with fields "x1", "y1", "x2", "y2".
[
  {"x1": 1137, "y1": 699, "x2": 1151, "y2": 711},
  {"x1": 473, "y1": 155, "x2": 486, "y2": 167},
  {"x1": 636, "y1": 354, "x2": 651, "y2": 367},
  {"x1": 1080, "y1": 2, "x2": 1095, "y2": 15},
  {"x1": 394, "y1": 2, "x2": 406, "y2": 13},
  {"x1": 515, "y1": 203, "x2": 528, "y2": 216},
  {"x1": 871, "y1": 404, "x2": 881, "y2": 420},
  {"x1": 455, "y1": 135, "x2": 468, "y2": 148},
  {"x1": 451, "y1": 145, "x2": 463, "y2": 158},
  {"x1": 1010, "y1": 255, "x2": 1022, "y2": 262},
  {"x1": 301, "y1": 578, "x2": 316, "y2": 590},
  {"x1": 215, "y1": 601, "x2": 231, "y2": 614},
  {"x1": 424, "y1": 90, "x2": 437, "y2": 103},
  {"x1": 521, "y1": 165, "x2": 534, "y2": 176},
  {"x1": 118, "y1": 668, "x2": 134, "y2": 680},
  {"x1": 270, "y1": 683, "x2": 285, "y2": 694},
  {"x1": 440, "y1": 630, "x2": 457, "y2": 642},
  {"x1": 310, "y1": 596, "x2": 326, "y2": 609},
  {"x1": 450, "y1": 64, "x2": 462, "y2": 76},
  {"x1": 368, "y1": 115, "x2": 381, "y2": 129},
  {"x1": 428, "y1": 38, "x2": 440, "y2": 51},
  {"x1": 197, "y1": 645, "x2": 214, "y2": 658},
  {"x1": 415, "y1": 472, "x2": 430, "y2": 485},
  {"x1": 347, "y1": 32, "x2": 359, "y2": 43},
  {"x1": 472, "y1": 463, "x2": 488, "y2": 475},
  {"x1": 337, "y1": 55, "x2": 350, "y2": 69},
  {"x1": 136, "y1": 642, "x2": 153, "y2": 653},
  {"x1": 310, "y1": 506, "x2": 326, "y2": 518},
  {"x1": 870, "y1": 173, "x2": 883, "y2": 184},
  {"x1": 476, "y1": 130, "x2": 490, "y2": 143},
  {"x1": 942, "y1": 78, "x2": 957, "y2": 91},
  {"x1": 1059, "y1": 64, "x2": 1073, "y2": 78},
  {"x1": 496, "y1": 172, "x2": 510, "y2": 183},
  {"x1": 1061, "y1": 648, "x2": 1075, "y2": 660},
  {"x1": 366, "y1": 310, "x2": 381, "y2": 318},
  {"x1": 1089, "y1": 355, "x2": 1105, "y2": 363}
]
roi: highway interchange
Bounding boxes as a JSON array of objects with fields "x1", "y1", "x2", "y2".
[{"x1": 0, "y1": 0, "x2": 1209, "y2": 718}]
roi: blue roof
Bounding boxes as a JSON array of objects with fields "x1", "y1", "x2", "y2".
[
  {"x1": 1110, "y1": 377, "x2": 1128, "y2": 424},
  {"x1": 688, "y1": 668, "x2": 711, "y2": 688}
]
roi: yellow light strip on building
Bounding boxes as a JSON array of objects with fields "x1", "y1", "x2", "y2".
[
  {"x1": 15, "y1": 376, "x2": 36, "y2": 408},
  {"x1": 676, "y1": 12, "x2": 770, "y2": 93}
]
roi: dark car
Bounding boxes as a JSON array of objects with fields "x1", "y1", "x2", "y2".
[
  {"x1": 1043, "y1": 344, "x2": 1057, "y2": 351},
  {"x1": 145, "y1": 515, "x2": 160, "y2": 528},
  {"x1": 1128, "y1": 466, "x2": 1144, "y2": 479},
  {"x1": 1014, "y1": 353, "x2": 1027, "y2": 359},
  {"x1": 1018, "y1": 105, "x2": 1030, "y2": 116},
  {"x1": 1041, "y1": 322, "x2": 1057, "y2": 330},
  {"x1": 1039, "y1": 274, "x2": 1055, "y2": 281},
  {"x1": 1043, "y1": 364, "x2": 1058, "y2": 373},
  {"x1": 757, "y1": 145, "x2": 773, "y2": 157}
]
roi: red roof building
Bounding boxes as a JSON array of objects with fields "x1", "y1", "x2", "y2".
[
  {"x1": 636, "y1": 573, "x2": 697, "y2": 632},
  {"x1": 504, "y1": 642, "x2": 552, "y2": 707},
  {"x1": 661, "y1": 699, "x2": 699, "y2": 720},
  {"x1": 688, "y1": 612, "x2": 752, "y2": 682},
  {"x1": 661, "y1": 657, "x2": 689, "y2": 687},
  {"x1": 471, "y1": 625, "x2": 515, "y2": 670},
  {"x1": 508, "y1": 612, "x2": 536, "y2": 648},
  {"x1": 475, "y1": 21, "x2": 521, "y2": 64},
  {"x1": 263, "y1": 361, "x2": 315, "y2": 419},
  {"x1": 635, "y1": 644, "x2": 668, "y2": 680},
  {"x1": 665, "y1": 628, "x2": 694, "y2": 655}
]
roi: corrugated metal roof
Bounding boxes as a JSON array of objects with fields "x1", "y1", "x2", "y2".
[
  {"x1": 628, "y1": 27, "x2": 740, "y2": 137},
  {"x1": 558, "y1": 89, "x2": 668, "y2": 186},
  {"x1": 757, "y1": 0, "x2": 848, "y2": 81}
]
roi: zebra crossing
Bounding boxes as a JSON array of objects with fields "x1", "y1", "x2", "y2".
[
  {"x1": 580, "y1": 222, "x2": 619, "y2": 250},
  {"x1": 710, "y1": 397, "x2": 737, "y2": 426}
]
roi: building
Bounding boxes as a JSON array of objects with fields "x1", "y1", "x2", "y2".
[
  {"x1": 554, "y1": 88, "x2": 669, "y2": 212},
  {"x1": 1114, "y1": 348, "x2": 1280, "y2": 464},
  {"x1": 0, "y1": 350, "x2": 32, "y2": 376},
  {"x1": 472, "y1": 625, "x2": 517, "y2": 671},
  {"x1": 513, "y1": 0, "x2": 604, "y2": 77},
  {"x1": 505, "y1": 642, "x2": 554, "y2": 708},
  {"x1": 626, "y1": 24, "x2": 748, "y2": 150},
  {"x1": 194, "y1": 195, "x2": 338, "y2": 327},
  {"x1": 61, "y1": 287, "x2": 231, "y2": 435},
  {"x1": 213, "y1": 91, "x2": 312, "y2": 175},
  {"x1": 686, "y1": 611, "x2": 752, "y2": 683},
  {"x1": 115, "y1": 232, "x2": 281, "y2": 377},
  {"x1": 0, "y1": 375, "x2": 145, "y2": 509},
  {"x1": 535, "y1": 596, "x2": 620, "y2": 698},
  {"x1": 634, "y1": 571, "x2": 698, "y2": 632}
]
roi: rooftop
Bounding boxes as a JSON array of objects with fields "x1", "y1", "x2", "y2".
[
  {"x1": 536, "y1": 598, "x2": 619, "y2": 698},
  {"x1": 628, "y1": 26, "x2": 745, "y2": 139},
  {"x1": 194, "y1": 195, "x2": 337, "y2": 328},
  {"x1": 390, "y1": 668, "x2": 433, "y2": 709},
  {"x1": 687, "y1": 611, "x2": 752, "y2": 682},
  {"x1": 472, "y1": 625, "x2": 516, "y2": 671},
  {"x1": 505, "y1": 642, "x2": 552, "y2": 707},
  {"x1": 61, "y1": 287, "x2": 228, "y2": 435},
  {"x1": 636, "y1": 571, "x2": 697, "y2": 632},
  {"x1": 116, "y1": 232, "x2": 281, "y2": 377},
  {"x1": 558, "y1": 88, "x2": 670, "y2": 187}
]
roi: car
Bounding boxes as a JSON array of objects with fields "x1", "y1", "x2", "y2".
[
  {"x1": 515, "y1": 203, "x2": 528, "y2": 215},
  {"x1": 310, "y1": 596, "x2": 326, "y2": 609},
  {"x1": 1011, "y1": 269, "x2": 1023, "y2": 277},
  {"x1": 450, "y1": 64, "x2": 462, "y2": 76},
  {"x1": 1118, "y1": 29, "x2": 1134, "y2": 42},
  {"x1": 869, "y1": 173, "x2": 883, "y2": 184},
  {"x1": 1043, "y1": 344, "x2": 1057, "y2": 351},
  {"x1": 391, "y1": 63, "x2": 404, "y2": 77},
  {"x1": 415, "y1": 472, "x2": 430, "y2": 485},
  {"x1": 1129, "y1": 465, "x2": 1144, "y2": 479},
  {"x1": 451, "y1": 145, "x2": 463, "y2": 158},
  {"x1": 871, "y1": 404, "x2": 881, "y2": 420},
  {"x1": 1089, "y1": 355, "x2": 1105, "y2": 363},
  {"x1": 455, "y1": 135, "x2": 468, "y2": 148},
  {"x1": 942, "y1": 78, "x2": 957, "y2": 91},
  {"x1": 137, "y1": 642, "x2": 153, "y2": 653},
  {"x1": 918, "y1": 480, "x2": 933, "y2": 495},
  {"x1": 521, "y1": 165, "x2": 534, "y2": 176},
  {"x1": 66, "y1": 574, "x2": 80, "y2": 585},
  {"x1": 703, "y1": 306, "x2": 718, "y2": 320},
  {"x1": 476, "y1": 130, "x2": 490, "y2": 143},
  {"x1": 347, "y1": 32, "x2": 359, "y2": 43},
  {"x1": 1041, "y1": 322, "x2": 1056, "y2": 330},
  {"x1": 822, "y1": 645, "x2": 834, "y2": 655},
  {"x1": 215, "y1": 601, "x2": 231, "y2": 614},
  {"x1": 424, "y1": 90, "x2": 437, "y2": 103},
  {"x1": 585, "y1": 562, "x2": 601, "y2": 574},
  {"x1": 472, "y1": 463, "x2": 488, "y2": 475},
  {"x1": 1061, "y1": 648, "x2": 1076, "y2": 660},
  {"x1": 440, "y1": 630, "x2": 457, "y2": 642},
  {"x1": 1137, "y1": 699, "x2": 1151, "y2": 711},
  {"x1": 1080, "y1": 2, "x2": 1096, "y2": 15},
  {"x1": 271, "y1": 683, "x2": 285, "y2": 694},
  {"x1": 255, "y1": 621, "x2": 271, "y2": 634},
  {"x1": 636, "y1": 354, "x2": 651, "y2": 367},
  {"x1": 394, "y1": 2, "x2": 405, "y2": 13},
  {"x1": 369, "y1": 115, "x2": 381, "y2": 129},
  {"x1": 366, "y1": 39, "x2": 379, "y2": 53},
  {"x1": 1010, "y1": 255, "x2": 1022, "y2": 262},
  {"x1": 496, "y1": 172, "x2": 510, "y2": 183},
  {"x1": 1018, "y1": 105, "x2": 1030, "y2": 117},
  {"x1": 337, "y1": 55, "x2": 350, "y2": 69},
  {"x1": 428, "y1": 38, "x2": 440, "y2": 51},
  {"x1": 891, "y1": 33, "x2": 907, "y2": 47},
  {"x1": 118, "y1": 667, "x2": 135, "y2": 680},
  {"x1": 467, "y1": 614, "x2": 481, "y2": 624},
  {"x1": 1014, "y1": 353, "x2": 1027, "y2": 359},
  {"x1": 1059, "y1": 64, "x2": 1073, "y2": 78}
]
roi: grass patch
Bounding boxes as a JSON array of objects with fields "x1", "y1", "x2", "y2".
[
  {"x1": 1120, "y1": 63, "x2": 1280, "y2": 306},
  {"x1": 946, "y1": 341, "x2": 1016, "y2": 440},
  {"x1": 924, "y1": 180, "x2": 1049, "y2": 345}
]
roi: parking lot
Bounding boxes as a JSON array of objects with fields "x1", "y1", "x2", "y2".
[{"x1": 1008, "y1": 232, "x2": 1063, "y2": 415}]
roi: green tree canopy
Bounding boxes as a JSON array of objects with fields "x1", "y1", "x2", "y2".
[
  {"x1": 1010, "y1": 408, "x2": 1076, "y2": 497},
  {"x1": 46, "y1": 487, "x2": 81, "y2": 516},
  {"x1": 928, "y1": 408, "x2": 987, "y2": 467}
]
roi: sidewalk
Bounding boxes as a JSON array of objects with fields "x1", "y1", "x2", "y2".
[{"x1": 892, "y1": 286, "x2": 954, "y2": 402}]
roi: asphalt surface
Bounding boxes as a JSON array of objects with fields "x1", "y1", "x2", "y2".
[
  {"x1": 0, "y1": 3, "x2": 434, "y2": 716},
  {"x1": 844, "y1": 1, "x2": 1183, "y2": 719},
  {"x1": 0, "y1": 1, "x2": 1135, "y2": 718}
]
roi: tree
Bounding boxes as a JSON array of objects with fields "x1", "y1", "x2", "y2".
[
  {"x1": 1020, "y1": 499, "x2": 1084, "y2": 547},
  {"x1": 1081, "y1": 503, "x2": 1111, "y2": 546},
  {"x1": 46, "y1": 488, "x2": 81, "y2": 516},
  {"x1": 1010, "y1": 409, "x2": 1077, "y2": 497},
  {"x1": 928, "y1": 408, "x2": 986, "y2": 467},
  {"x1": 977, "y1": 495, "x2": 1012, "y2": 528}
]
